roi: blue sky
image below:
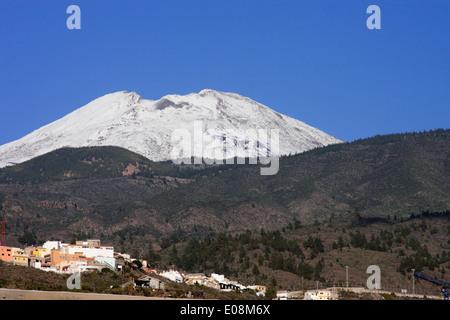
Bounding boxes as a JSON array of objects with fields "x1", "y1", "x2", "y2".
[{"x1": 0, "y1": 0, "x2": 449, "y2": 145}]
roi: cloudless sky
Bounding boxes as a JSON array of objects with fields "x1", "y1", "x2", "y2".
[{"x1": 0, "y1": 0, "x2": 449, "y2": 145}]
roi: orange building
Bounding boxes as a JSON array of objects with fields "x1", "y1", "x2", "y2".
[
  {"x1": 50, "y1": 248, "x2": 85, "y2": 265},
  {"x1": 0, "y1": 246, "x2": 14, "y2": 262}
]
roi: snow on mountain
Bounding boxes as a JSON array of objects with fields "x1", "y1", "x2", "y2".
[{"x1": 0, "y1": 89, "x2": 343, "y2": 168}]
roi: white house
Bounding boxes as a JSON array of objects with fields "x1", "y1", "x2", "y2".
[
  {"x1": 159, "y1": 269, "x2": 184, "y2": 283},
  {"x1": 210, "y1": 273, "x2": 225, "y2": 283},
  {"x1": 304, "y1": 291, "x2": 318, "y2": 300},
  {"x1": 64, "y1": 246, "x2": 114, "y2": 259},
  {"x1": 42, "y1": 241, "x2": 68, "y2": 251}
]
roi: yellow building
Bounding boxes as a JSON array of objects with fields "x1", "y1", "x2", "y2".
[
  {"x1": 13, "y1": 249, "x2": 29, "y2": 266},
  {"x1": 304, "y1": 289, "x2": 337, "y2": 300},
  {"x1": 317, "y1": 290, "x2": 334, "y2": 300},
  {"x1": 184, "y1": 273, "x2": 207, "y2": 285},
  {"x1": 32, "y1": 248, "x2": 50, "y2": 258}
]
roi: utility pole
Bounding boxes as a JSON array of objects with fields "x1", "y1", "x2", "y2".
[
  {"x1": 345, "y1": 265, "x2": 349, "y2": 288},
  {"x1": 412, "y1": 269, "x2": 415, "y2": 295}
]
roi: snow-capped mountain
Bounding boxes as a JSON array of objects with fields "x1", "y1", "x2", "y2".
[{"x1": 0, "y1": 89, "x2": 342, "y2": 167}]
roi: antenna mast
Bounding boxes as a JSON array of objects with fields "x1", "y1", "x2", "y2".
[{"x1": 1, "y1": 217, "x2": 5, "y2": 246}]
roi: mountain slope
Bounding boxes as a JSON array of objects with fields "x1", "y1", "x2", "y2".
[
  {"x1": 141, "y1": 129, "x2": 450, "y2": 230},
  {"x1": 0, "y1": 130, "x2": 448, "y2": 249},
  {"x1": 0, "y1": 90, "x2": 342, "y2": 167},
  {"x1": 0, "y1": 146, "x2": 185, "y2": 183}
]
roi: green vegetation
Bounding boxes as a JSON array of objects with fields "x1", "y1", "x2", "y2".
[{"x1": 147, "y1": 209, "x2": 450, "y2": 293}]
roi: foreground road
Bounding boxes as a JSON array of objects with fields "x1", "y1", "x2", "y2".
[{"x1": 0, "y1": 288, "x2": 177, "y2": 300}]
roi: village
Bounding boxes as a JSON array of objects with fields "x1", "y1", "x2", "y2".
[{"x1": 0, "y1": 238, "x2": 344, "y2": 300}]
